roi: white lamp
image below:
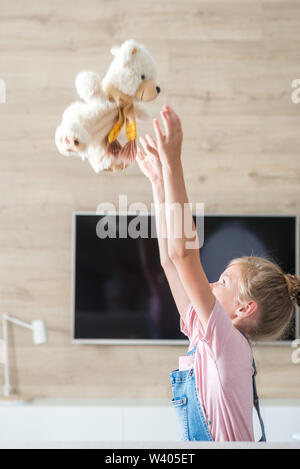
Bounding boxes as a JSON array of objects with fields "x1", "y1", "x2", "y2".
[{"x1": 1, "y1": 313, "x2": 48, "y2": 400}]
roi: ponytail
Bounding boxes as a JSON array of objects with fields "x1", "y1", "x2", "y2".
[{"x1": 284, "y1": 273, "x2": 300, "y2": 307}]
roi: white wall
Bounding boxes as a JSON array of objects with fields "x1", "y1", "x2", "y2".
[{"x1": 0, "y1": 399, "x2": 299, "y2": 442}]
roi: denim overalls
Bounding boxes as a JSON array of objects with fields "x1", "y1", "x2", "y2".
[{"x1": 170, "y1": 337, "x2": 266, "y2": 442}]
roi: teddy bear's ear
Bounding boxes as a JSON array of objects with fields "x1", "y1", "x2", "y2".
[
  {"x1": 119, "y1": 40, "x2": 139, "y2": 66},
  {"x1": 110, "y1": 46, "x2": 120, "y2": 56}
]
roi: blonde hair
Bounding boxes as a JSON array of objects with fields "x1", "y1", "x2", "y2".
[{"x1": 226, "y1": 256, "x2": 300, "y2": 341}]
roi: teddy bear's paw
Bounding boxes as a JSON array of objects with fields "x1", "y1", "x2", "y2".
[
  {"x1": 55, "y1": 124, "x2": 89, "y2": 157},
  {"x1": 60, "y1": 133, "x2": 85, "y2": 154},
  {"x1": 105, "y1": 161, "x2": 129, "y2": 172},
  {"x1": 86, "y1": 145, "x2": 112, "y2": 173}
]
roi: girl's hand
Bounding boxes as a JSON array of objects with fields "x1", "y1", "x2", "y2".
[
  {"x1": 152, "y1": 104, "x2": 183, "y2": 168},
  {"x1": 136, "y1": 133, "x2": 163, "y2": 185}
]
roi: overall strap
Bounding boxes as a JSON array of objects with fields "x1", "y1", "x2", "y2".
[
  {"x1": 240, "y1": 332, "x2": 267, "y2": 442},
  {"x1": 251, "y1": 358, "x2": 267, "y2": 442},
  {"x1": 187, "y1": 343, "x2": 198, "y2": 356}
]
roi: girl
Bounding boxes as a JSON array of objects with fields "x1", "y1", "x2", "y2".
[{"x1": 136, "y1": 104, "x2": 300, "y2": 442}]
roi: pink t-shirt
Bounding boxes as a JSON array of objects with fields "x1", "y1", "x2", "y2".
[{"x1": 179, "y1": 297, "x2": 255, "y2": 442}]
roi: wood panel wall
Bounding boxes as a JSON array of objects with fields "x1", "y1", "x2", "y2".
[{"x1": 0, "y1": 0, "x2": 300, "y2": 400}]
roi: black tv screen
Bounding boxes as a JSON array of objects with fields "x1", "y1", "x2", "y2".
[{"x1": 72, "y1": 213, "x2": 299, "y2": 344}]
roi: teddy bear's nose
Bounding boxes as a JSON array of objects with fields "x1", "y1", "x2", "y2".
[{"x1": 156, "y1": 86, "x2": 161, "y2": 94}]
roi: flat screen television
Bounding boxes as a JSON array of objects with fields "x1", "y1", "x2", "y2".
[{"x1": 72, "y1": 213, "x2": 299, "y2": 345}]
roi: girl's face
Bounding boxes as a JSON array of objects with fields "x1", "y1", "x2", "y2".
[{"x1": 209, "y1": 264, "x2": 242, "y2": 321}]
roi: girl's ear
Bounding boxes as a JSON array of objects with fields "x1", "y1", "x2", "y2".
[{"x1": 238, "y1": 300, "x2": 258, "y2": 319}]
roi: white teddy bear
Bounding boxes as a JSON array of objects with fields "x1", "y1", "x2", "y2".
[{"x1": 55, "y1": 40, "x2": 160, "y2": 173}]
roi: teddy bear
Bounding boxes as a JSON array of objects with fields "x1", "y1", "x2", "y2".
[{"x1": 55, "y1": 39, "x2": 161, "y2": 173}]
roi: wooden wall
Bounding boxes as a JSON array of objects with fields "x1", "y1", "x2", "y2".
[{"x1": 0, "y1": 0, "x2": 300, "y2": 400}]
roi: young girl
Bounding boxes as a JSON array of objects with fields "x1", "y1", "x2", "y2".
[{"x1": 136, "y1": 104, "x2": 300, "y2": 442}]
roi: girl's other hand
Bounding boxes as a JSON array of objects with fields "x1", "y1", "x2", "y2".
[
  {"x1": 153, "y1": 105, "x2": 183, "y2": 169},
  {"x1": 136, "y1": 133, "x2": 163, "y2": 185}
]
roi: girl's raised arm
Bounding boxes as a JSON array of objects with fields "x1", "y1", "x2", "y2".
[
  {"x1": 153, "y1": 105, "x2": 216, "y2": 329},
  {"x1": 136, "y1": 135, "x2": 191, "y2": 322}
]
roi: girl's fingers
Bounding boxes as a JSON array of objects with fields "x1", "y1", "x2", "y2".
[
  {"x1": 145, "y1": 133, "x2": 157, "y2": 149},
  {"x1": 161, "y1": 105, "x2": 182, "y2": 136},
  {"x1": 163, "y1": 104, "x2": 177, "y2": 119},
  {"x1": 153, "y1": 118, "x2": 164, "y2": 143},
  {"x1": 139, "y1": 136, "x2": 148, "y2": 152},
  {"x1": 163, "y1": 104, "x2": 181, "y2": 127},
  {"x1": 160, "y1": 111, "x2": 171, "y2": 137},
  {"x1": 136, "y1": 144, "x2": 145, "y2": 160},
  {"x1": 139, "y1": 137, "x2": 157, "y2": 156},
  {"x1": 139, "y1": 136, "x2": 152, "y2": 154}
]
